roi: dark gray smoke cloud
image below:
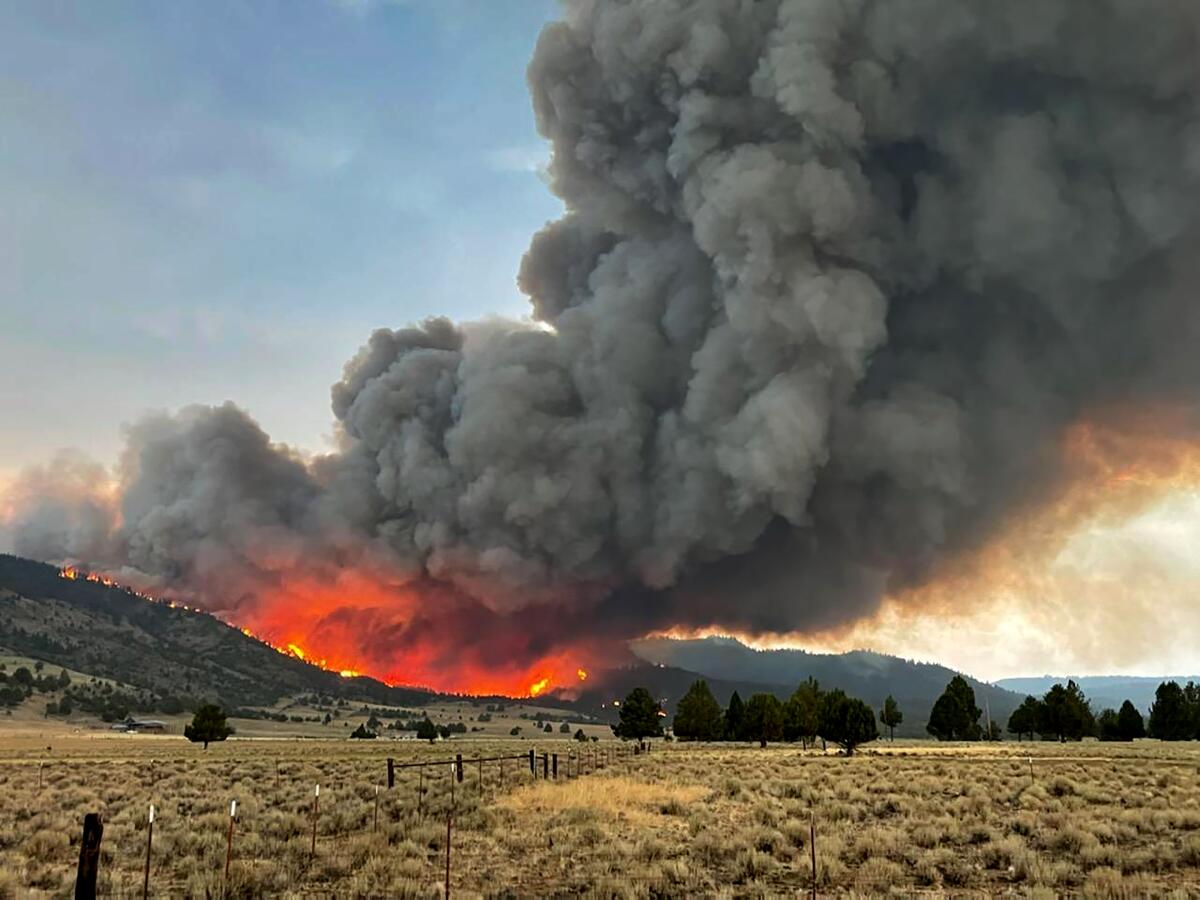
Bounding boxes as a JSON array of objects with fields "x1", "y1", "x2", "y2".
[{"x1": 8, "y1": 0, "x2": 1200, "y2": 667}]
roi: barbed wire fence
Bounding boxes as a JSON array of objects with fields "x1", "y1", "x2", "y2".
[{"x1": 59, "y1": 740, "x2": 657, "y2": 898}]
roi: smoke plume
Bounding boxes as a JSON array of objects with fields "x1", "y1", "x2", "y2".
[{"x1": 6, "y1": 0, "x2": 1200, "y2": 691}]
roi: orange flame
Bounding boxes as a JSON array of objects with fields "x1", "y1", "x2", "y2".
[{"x1": 54, "y1": 563, "x2": 597, "y2": 696}]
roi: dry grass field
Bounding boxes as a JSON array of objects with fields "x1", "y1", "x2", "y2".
[{"x1": 1, "y1": 733, "x2": 1199, "y2": 897}]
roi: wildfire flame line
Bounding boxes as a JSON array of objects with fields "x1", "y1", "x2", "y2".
[
  {"x1": 58, "y1": 565, "x2": 364, "y2": 680},
  {"x1": 57, "y1": 565, "x2": 584, "y2": 695}
]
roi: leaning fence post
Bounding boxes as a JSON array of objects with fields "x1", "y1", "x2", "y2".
[
  {"x1": 142, "y1": 804, "x2": 154, "y2": 900},
  {"x1": 223, "y1": 800, "x2": 237, "y2": 895},
  {"x1": 74, "y1": 812, "x2": 103, "y2": 900},
  {"x1": 310, "y1": 785, "x2": 320, "y2": 859}
]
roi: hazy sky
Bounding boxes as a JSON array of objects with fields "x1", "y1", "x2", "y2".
[{"x1": 0, "y1": 0, "x2": 562, "y2": 475}]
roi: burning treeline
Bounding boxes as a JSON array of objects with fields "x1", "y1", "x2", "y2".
[{"x1": 5, "y1": 0, "x2": 1200, "y2": 694}]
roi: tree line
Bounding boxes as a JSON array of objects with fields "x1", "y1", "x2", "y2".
[
  {"x1": 616, "y1": 680, "x2": 887, "y2": 755},
  {"x1": 925, "y1": 675, "x2": 1200, "y2": 743}
]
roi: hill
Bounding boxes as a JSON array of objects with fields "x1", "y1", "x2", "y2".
[
  {"x1": 629, "y1": 636, "x2": 1026, "y2": 736},
  {"x1": 0, "y1": 554, "x2": 434, "y2": 713},
  {"x1": 995, "y1": 675, "x2": 1200, "y2": 713}
]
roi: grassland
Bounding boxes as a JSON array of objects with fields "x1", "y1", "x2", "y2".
[{"x1": 1, "y1": 732, "x2": 1199, "y2": 897}]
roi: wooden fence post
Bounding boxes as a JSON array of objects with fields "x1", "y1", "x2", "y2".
[
  {"x1": 552, "y1": 753, "x2": 557, "y2": 779},
  {"x1": 223, "y1": 800, "x2": 237, "y2": 896},
  {"x1": 142, "y1": 805, "x2": 154, "y2": 900},
  {"x1": 809, "y1": 812, "x2": 817, "y2": 900},
  {"x1": 388, "y1": 757, "x2": 395, "y2": 789},
  {"x1": 528, "y1": 749, "x2": 535, "y2": 776},
  {"x1": 542, "y1": 753, "x2": 549, "y2": 780},
  {"x1": 419, "y1": 768, "x2": 425, "y2": 817},
  {"x1": 477, "y1": 758, "x2": 483, "y2": 793},
  {"x1": 455, "y1": 754, "x2": 463, "y2": 784},
  {"x1": 444, "y1": 812, "x2": 452, "y2": 900},
  {"x1": 373, "y1": 785, "x2": 380, "y2": 834},
  {"x1": 74, "y1": 812, "x2": 103, "y2": 900}
]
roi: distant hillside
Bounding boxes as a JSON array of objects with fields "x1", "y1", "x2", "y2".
[
  {"x1": 630, "y1": 636, "x2": 1026, "y2": 736},
  {"x1": 996, "y1": 675, "x2": 1200, "y2": 713},
  {"x1": 0, "y1": 554, "x2": 434, "y2": 711},
  {"x1": 566, "y1": 663, "x2": 791, "y2": 719}
]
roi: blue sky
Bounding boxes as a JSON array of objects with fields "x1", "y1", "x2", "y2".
[{"x1": 0, "y1": 0, "x2": 562, "y2": 472}]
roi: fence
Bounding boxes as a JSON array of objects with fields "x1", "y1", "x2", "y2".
[{"x1": 65, "y1": 741, "x2": 654, "y2": 899}]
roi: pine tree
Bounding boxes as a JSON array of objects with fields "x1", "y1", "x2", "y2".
[
  {"x1": 927, "y1": 676, "x2": 981, "y2": 741},
  {"x1": 783, "y1": 678, "x2": 821, "y2": 748},
  {"x1": 673, "y1": 680, "x2": 723, "y2": 741},
  {"x1": 1117, "y1": 700, "x2": 1145, "y2": 741},
  {"x1": 1149, "y1": 681, "x2": 1191, "y2": 740},
  {"x1": 743, "y1": 693, "x2": 785, "y2": 747},
  {"x1": 1007, "y1": 696, "x2": 1041, "y2": 741},
  {"x1": 723, "y1": 691, "x2": 746, "y2": 742},
  {"x1": 880, "y1": 695, "x2": 903, "y2": 741},
  {"x1": 818, "y1": 689, "x2": 878, "y2": 756},
  {"x1": 612, "y1": 687, "x2": 664, "y2": 740},
  {"x1": 184, "y1": 704, "x2": 234, "y2": 749}
]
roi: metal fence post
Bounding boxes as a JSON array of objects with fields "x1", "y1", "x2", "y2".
[
  {"x1": 224, "y1": 801, "x2": 237, "y2": 895},
  {"x1": 142, "y1": 805, "x2": 154, "y2": 900},
  {"x1": 310, "y1": 786, "x2": 320, "y2": 859}
]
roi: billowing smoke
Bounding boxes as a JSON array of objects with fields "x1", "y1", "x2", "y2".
[{"x1": 7, "y1": 0, "x2": 1200, "y2": 691}]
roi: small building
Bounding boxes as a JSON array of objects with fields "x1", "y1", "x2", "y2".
[{"x1": 111, "y1": 716, "x2": 167, "y2": 734}]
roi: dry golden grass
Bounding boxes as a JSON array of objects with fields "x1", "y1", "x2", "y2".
[{"x1": 2, "y1": 734, "x2": 1200, "y2": 896}]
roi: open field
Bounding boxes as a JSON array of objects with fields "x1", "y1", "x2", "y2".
[{"x1": 2, "y1": 735, "x2": 1200, "y2": 897}]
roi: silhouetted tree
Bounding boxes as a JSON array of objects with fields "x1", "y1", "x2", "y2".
[
  {"x1": 1007, "y1": 696, "x2": 1041, "y2": 741},
  {"x1": 1186, "y1": 682, "x2": 1200, "y2": 739},
  {"x1": 743, "y1": 693, "x2": 785, "y2": 747},
  {"x1": 1035, "y1": 681, "x2": 1094, "y2": 741},
  {"x1": 880, "y1": 696, "x2": 903, "y2": 741},
  {"x1": 784, "y1": 678, "x2": 822, "y2": 748},
  {"x1": 818, "y1": 689, "x2": 878, "y2": 756},
  {"x1": 416, "y1": 718, "x2": 439, "y2": 741},
  {"x1": 1149, "y1": 681, "x2": 1192, "y2": 741},
  {"x1": 612, "y1": 687, "x2": 663, "y2": 740},
  {"x1": 560, "y1": 722, "x2": 572, "y2": 734},
  {"x1": 927, "y1": 676, "x2": 981, "y2": 741},
  {"x1": 184, "y1": 704, "x2": 233, "y2": 749},
  {"x1": 673, "y1": 680, "x2": 724, "y2": 741},
  {"x1": 1117, "y1": 700, "x2": 1146, "y2": 740},
  {"x1": 723, "y1": 691, "x2": 746, "y2": 742},
  {"x1": 574, "y1": 728, "x2": 587, "y2": 742},
  {"x1": 1097, "y1": 708, "x2": 1121, "y2": 741}
]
